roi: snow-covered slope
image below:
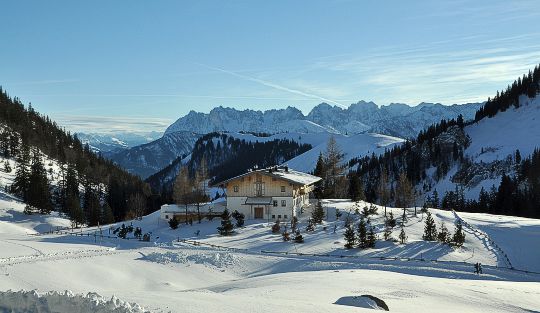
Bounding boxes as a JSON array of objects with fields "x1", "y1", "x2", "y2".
[
  {"x1": 0, "y1": 199, "x2": 539, "y2": 312},
  {"x1": 428, "y1": 95, "x2": 540, "y2": 199},
  {"x1": 165, "y1": 102, "x2": 480, "y2": 139},
  {"x1": 286, "y1": 133, "x2": 404, "y2": 172}
]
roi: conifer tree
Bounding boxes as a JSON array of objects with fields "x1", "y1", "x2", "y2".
[
  {"x1": 27, "y1": 152, "x2": 52, "y2": 214},
  {"x1": 312, "y1": 200, "x2": 325, "y2": 224},
  {"x1": 13, "y1": 145, "x2": 31, "y2": 201},
  {"x1": 344, "y1": 224, "x2": 356, "y2": 249},
  {"x1": 387, "y1": 211, "x2": 397, "y2": 228},
  {"x1": 437, "y1": 222, "x2": 451, "y2": 243},
  {"x1": 101, "y1": 202, "x2": 115, "y2": 225},
  {"x1": 217, "y1": 209, "x2": 234, "y2": 235},
  {"x1": 357, "y1": 217, "x2": 367, "y2": 248},
  {"x1": 231, "y1": 210, "x2": 245, "y2": 227},
  {"x1": 399, "y1": 226, "x2": 407, "y2": 244},
  {"x1": 313, "y1": 152, "x2": 325, "y2": 198},
  {"x1": 422, "y1": 211, "x2": 438, "y2": 241},
  {"x1": 366, "y1": 226, "x2": 377, "y2": 248},
  {"x1": 67, "y1": 193, "x2": 84, "y2": 228},
  {"x1": 452, "y1": 220, "x2": 466, "y2": 247}
]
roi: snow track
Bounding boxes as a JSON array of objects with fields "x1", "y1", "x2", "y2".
[
  {"x1": 453, "y1": 210, "x2": 513, "y2": 268},
  {"x1": 0, "y1": 247, "x2": 124, "y2": 267}
]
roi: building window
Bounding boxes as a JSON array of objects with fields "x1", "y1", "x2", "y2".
[
  {"x1": 165, "y1": 215, "x2": 169, "y2": 219},
  {"x1": 281, "y1": 186, "x2": 286, "y2": 192},
  {"x1": 233, "y1": 186, "x2": 239, "y2": 192},
  {"x1": 281, "y1": 200, "x2": 286, "y2": 207},
  {"x1": 284, "y1": 215, "x2": 288, "y2": 219},
  {"x1": 272, "y1": 214, "x2": 275, "y2": 219},
  {"x1": 273, "y1": 200, "x2": 278, "y2": 207},
  {"x1": 278, "y1": 215, "x2": 281, "y2": 219}
]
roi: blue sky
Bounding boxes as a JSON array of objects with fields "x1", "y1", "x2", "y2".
[{"x1": 2, "y1": 0, "x2": 540, "y2": 133}]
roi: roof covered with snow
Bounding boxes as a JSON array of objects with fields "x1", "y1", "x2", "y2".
[{"x1": 216, "y1": 165, "x2": 321, "y2": 186}]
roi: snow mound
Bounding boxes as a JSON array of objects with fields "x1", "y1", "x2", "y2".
[
  {"x1": 334, "y1": 295, "x2": 389, "y2": 311},
  {"x1": 141, "y1": 251, "x2": 236, "y2": 268},
  {"x1": 0, "y1": 290, "x2": 148, "y2": 313}
]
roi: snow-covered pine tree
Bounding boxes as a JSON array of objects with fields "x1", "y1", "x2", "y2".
[
  {"x1": 344, "y1": 224, "x2": 355, "y2": 249},
  {"x1": 423, "y1": 211, "x2": 438, "y2": 241}
]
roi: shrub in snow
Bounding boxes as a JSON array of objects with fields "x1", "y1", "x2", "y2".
[
  {"x1": 305, "y1": 218, "x2": 315, "y2": 232},
  {"x1": 272, "y1": 219, "x2": 281, "y2": 233},
  {"x1": 168, "y1": 218, "x2": 179, "y2": 230},
  {"x1": 293, "y1": 230, "x2": 304, "y2": 243},
  {"x1": 282, "y1": 229, "x2": 291, "y2": 242}
]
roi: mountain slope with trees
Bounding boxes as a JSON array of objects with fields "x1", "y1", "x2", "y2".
[
  {"x1": 342, "y1": 64, "x2": 540, "y2": 218},
  {"x1": 146, "y1": 132, "x2": 312, "y2": 199},
  {"x1": 0, "y1": 87, "x2": 153, "y2": 226}
]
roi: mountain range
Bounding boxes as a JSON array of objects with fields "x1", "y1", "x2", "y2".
[
  {"x1": 165, "y1": 101, "x2": 481, "y2": 139},
  {"x1": 104, "y1": 101, "x2": 480, "y2": 178}
]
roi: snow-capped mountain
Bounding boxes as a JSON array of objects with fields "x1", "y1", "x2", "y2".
[
  {"x1": 107, "y1": 131, "x2": 200, "y2": 179},
  {"x1": 76, "y1": 131, "x2": 163, "y2": 153},
  {"x1": 165, "y1": 101, "x2": 481, "y2": 139}
]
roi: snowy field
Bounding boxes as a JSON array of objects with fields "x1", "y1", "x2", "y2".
[{"x1": 1, "y1": 197, "x2": 540, "y2": 312}]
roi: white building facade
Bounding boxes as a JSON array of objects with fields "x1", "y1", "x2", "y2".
[{"x1": 216, "y1": 166, "x2": 320, "y2": 221}]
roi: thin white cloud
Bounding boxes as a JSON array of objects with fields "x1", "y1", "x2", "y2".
[
  {"x1": 197, "y1": 63, "x2": 348, "y2": 109},
  {"x1": 54, "y1": 114, "x2": 173, "y2": 134}
]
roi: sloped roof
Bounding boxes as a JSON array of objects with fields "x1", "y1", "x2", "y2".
[{"x1": 215, "y1": 166, "x2": 321, "y2": 186}]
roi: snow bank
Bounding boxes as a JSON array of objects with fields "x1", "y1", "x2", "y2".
[
  {"x1": 0, "y1": 290, "x2": 148, "y2": 313},
  {"x1": 141, "y1": 251, "x2": 236, "y2": 269}
]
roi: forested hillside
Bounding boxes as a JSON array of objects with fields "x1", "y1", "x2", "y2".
[
  {"x1": 342, "y1": 64, "x2": 540, "y2": 218},
  {"x1": 146, "y1": 132, "x2": 311, "y2": 198},
  {"x1": 0, "y1": 87, "x2": 152, "y2": 225}
]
